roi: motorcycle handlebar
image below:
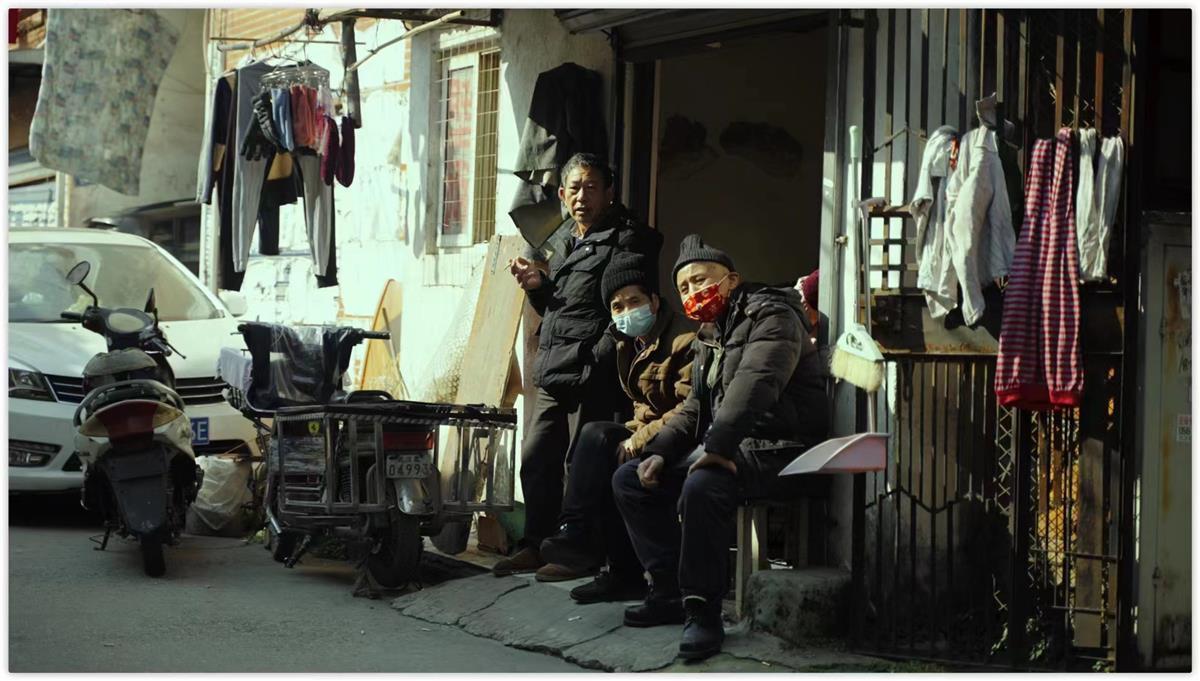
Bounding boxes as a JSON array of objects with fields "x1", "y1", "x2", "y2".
[
  {"x1": 359, "y1": 331, "x2": 390, "y2": 340},
  {"x1": 60, "y1": 311, "x2": 83, "y2": 321}
]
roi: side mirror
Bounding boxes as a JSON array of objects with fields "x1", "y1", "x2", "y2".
[
  {"x1": 66, "y1": 261, "x2": 91, "y2": 285},
  {"x1": 218, "y1": 290, "x2": 248, "y2": 317}
]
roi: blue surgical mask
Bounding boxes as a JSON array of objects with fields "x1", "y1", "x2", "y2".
[{"x1": 613, "y1": 304, "x2": 657, "y2": 338}]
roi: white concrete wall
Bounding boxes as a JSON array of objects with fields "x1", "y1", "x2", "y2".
[{"x1": 66, "y1": 9, "x2": 208, "y2": 225}]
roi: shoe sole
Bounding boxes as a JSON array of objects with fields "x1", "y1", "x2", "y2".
[
  {"x1": 677, "y1": 646, "x2": 722, "y2": 661},
  {"x1": 535, "y1": 570, "x2": 593, "y2": 583},
  {"x1": 492, "y1": 566, "x2": 540, "y2": 577},
  {"x1": 571, "y1": 591, "x2": 647, "y2": 605},
  {"x1": 623, "y1": 615, "x2": 686, "y2": 628}
]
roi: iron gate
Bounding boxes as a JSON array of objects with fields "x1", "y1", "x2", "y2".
[{"x1": 837, "y1": 7, "x2": 1142, "y2": 670}]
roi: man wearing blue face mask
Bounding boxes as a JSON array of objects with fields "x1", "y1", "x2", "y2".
[{"x1": 534, "y1": 252, "x2": 697, "y2": 602}]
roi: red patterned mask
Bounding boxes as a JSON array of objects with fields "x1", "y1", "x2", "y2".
[{"x1": 683, "y1": 276, "x2": 730, "y2": 323}]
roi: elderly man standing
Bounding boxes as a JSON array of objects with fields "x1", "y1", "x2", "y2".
[
  {"x1": 498, "y1": 152, "x2": 662, "y2": 577},
  {"x1": 612, "y1": 234, "x2": 828, "y2": 660}
]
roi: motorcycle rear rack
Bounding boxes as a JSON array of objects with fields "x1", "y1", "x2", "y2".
[{"x1": 272, "y1": 401, "x2": 517, "y2": 517}]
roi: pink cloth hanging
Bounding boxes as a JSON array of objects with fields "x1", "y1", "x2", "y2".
[{"x1": 995, "y1": 128, "x2": 1083, "y2": 410}]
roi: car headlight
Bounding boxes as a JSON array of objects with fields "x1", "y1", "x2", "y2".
[{"x1": 9, "y1": 369, "x2": 54, "y2": 401}]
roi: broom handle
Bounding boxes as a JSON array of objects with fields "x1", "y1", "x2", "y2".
[{"x1": 846, "y1": 126, "x2": 862, "y2": 325}]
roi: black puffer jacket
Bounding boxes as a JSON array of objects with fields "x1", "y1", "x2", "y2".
[
  {"x1": 643, "y1": 283, "x2": 828, "y2": 462},
  {"x1": 525, "y1": 204, "x2": 662, "y2": 396}
]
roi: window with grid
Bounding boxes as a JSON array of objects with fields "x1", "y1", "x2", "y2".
[{"x1": 435, "y1": 40, "x2": 500, "y2": 248}]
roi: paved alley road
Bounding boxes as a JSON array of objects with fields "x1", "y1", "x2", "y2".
[{"x1": 8, "y1": 495, "x2": 584, "y2": 673}]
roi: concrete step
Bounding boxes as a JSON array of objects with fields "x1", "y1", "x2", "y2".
[{"x1": 744, "y1": 566, "x2": 851, "y2": 646}]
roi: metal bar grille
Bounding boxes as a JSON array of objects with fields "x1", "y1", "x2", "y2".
[{"x1": 849, "y1": 9, "x2": 1135, "y2": 670}]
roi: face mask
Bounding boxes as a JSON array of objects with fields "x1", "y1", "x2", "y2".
[
  {"x1": 613, "y1": 304, "x2": 657, "y2": 338},
  {"x1": 683, "y1": 276, "x2": 730, "y2": 323}
]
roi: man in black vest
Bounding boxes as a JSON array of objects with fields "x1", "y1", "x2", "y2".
[{"x1": 497, "y1": 153, "x2": 662, "y2": 576}]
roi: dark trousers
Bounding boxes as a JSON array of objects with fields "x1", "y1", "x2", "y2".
[
  {"x1": 612, "y1": 445, "x2": 802, "y2": 602},
  {"x1": 612, "y1": 448, "x2": 737, "y2": 601},
  {"x1": 559, "y1": 421, "x2": 643, "y2": 580},
  {"x1": 520, "y1": 386, "x2": 616, "y2": 546}
]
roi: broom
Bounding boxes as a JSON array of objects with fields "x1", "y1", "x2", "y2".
[{"x1": 830, "y1": 125, "x2": 886, "y2": 394}]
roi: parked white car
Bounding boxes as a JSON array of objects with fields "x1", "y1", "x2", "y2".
[{"x1": 8, "y1": 227, "x2": 259, "y2": 493}]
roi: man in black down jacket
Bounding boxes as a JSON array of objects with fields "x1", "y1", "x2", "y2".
[
  {"x1": 612, "y1": 234, "x2": 828, "y2": 660},
  {"x1": 498, "y1": 152, "x2": 663, "y2": 576}
]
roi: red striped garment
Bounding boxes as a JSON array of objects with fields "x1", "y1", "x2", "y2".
[{"x1": 995, "y1": 128, "x2": 1083, "y2": 410}]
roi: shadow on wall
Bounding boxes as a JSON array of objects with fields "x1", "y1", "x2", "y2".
[{"x1": 406, "y1": 32, "x2": 434, "y2": 260}]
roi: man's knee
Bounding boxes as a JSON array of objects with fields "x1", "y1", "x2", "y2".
[{"x1": 678, "y1": 468, "x2": 738, "y2": 516}]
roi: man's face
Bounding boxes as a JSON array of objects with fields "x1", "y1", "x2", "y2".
[
  {"x1": 610, "y1": 285, "x2": 659, "y2": 318},
  {"x1": 558, "y1": 166, "x2": 613, "y2": 229},
  {"x1": 675, "y1": 262, "x2": 740, "y2": 303}
]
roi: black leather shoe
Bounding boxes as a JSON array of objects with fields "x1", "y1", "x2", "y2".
[
  {"x1": 571, "y1": 571, "x2": 647, "y2": 604},
  {"x1": 679, "y1": 597, "x2": 724, "y2": 660},
  {"x1": 623, "y1": 583, "x2": 685, "y2": 627},
  {"x1": 539, "y1": 524, "x2": 600, "y2": 573}
]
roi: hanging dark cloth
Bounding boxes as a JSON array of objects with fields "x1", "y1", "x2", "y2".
[{"x1": 508, "y1": 62, "x2": 608, "y2": 249}]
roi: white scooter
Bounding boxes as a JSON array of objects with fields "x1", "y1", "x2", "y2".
[{"x1": 63, "y1": 261, "x2": 203, "y2": 577}]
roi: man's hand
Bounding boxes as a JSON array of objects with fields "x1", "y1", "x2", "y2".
[
  {"x1": 617, "y1": 439, "x2": 638, "y2": 464},
  {"x1": 508, "y1": 257, "x2": 544, "y2": 291},
  {"x1": 637, "y1": 455, "x2": 665, "y2": 489},
  {"x1": 688, "y1": 451, "x2": 737, "y2": 477}
]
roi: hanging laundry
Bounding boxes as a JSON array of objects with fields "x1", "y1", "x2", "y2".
[
  {"x1": 30, "y1": 9, "x2": 181, "y2": 195},
  {"x1": 198, "y1": 75, "x2": 233, "y2": 206},
  {"x1": 908, "y1": 125, "x2": 959, "y2": 319},
  {"x1": 509, "y1": 62, "x2": 608, "y2": 248},
  {"x1": 271, "y1": 87, "x2": 295, "y2": 152},
  {"x1": 940, "y1": 95, "x2": 1017, "y2": 326},
  {"x1": 295, "y1": 153, "x2": 338, "y2": 287},
  {"x1": 230, "y1": 60, "x2": 275, "y2": 281},
  {"x1": 1075, "y1": 129, "x2": 1125, "y2": 282},
  {"x1": 336, "y1": 116, "x2": 355, "y2": 187},
  {"x1": 319, "y1": 115, "x2": 340, "y2": 186},
  {"x1": 995, "y1": 129, "x2": 1083, "y2": 410},
  {"x1": 290, "y1": 84, "x2": 314, "y2": 148}
]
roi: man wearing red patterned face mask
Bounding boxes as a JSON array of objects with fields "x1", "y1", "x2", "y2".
[{"x1": 611, "y1": 234, "x2": 829, "y2": 661}]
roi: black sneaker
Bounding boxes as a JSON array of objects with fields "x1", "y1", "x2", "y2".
[
  {"x1": 570, "y1": 571, "x2": 647, "y2": 604},
  {"x1": 678, "y1": 597, "x2": 724, "y2": 660}
]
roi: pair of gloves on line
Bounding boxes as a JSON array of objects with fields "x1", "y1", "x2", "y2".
[{"x1": 241, "y1": 92, "x2": 356, "y2": 187}]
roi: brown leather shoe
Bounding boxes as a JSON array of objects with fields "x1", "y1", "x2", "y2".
[
  {"x1": 535, "y1": 561, "x2": 598, "y2": 582},
  {"x1": 492, "y1": 546, "x2": 544, "y2": 577}
]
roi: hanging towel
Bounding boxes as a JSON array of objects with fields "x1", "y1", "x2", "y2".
[
  {"x1": 909, "y1": 125, "x2": 959, "y2": 319},
  {"x1": 319, "y1": 115, "x2": 340, "y2": 186},
  {"x1": 30, "y1": 9, "x2": 181, "y2": 195},
  {"x1": 291, "y1": 85, "x2": 314, "y2": 148},
  {"x1": 271, "y1": 87, "x2": 294, "y2": 152},
  {"x1": 995, "y1": 129, "x2": 1083, "y2": 410},
  {"x1": 1075, "y1": 130, "x2": 1125, "y2": 282}
]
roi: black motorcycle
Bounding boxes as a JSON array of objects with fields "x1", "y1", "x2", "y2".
[{"x1": 62, "y1": 261, "x2": 202, "y2": 577}]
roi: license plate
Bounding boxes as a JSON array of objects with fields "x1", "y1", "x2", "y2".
[
  {"x1": 386, "y1": 452, "x2": 433, "y2": 479},
  {"x1": 190, "y1": 418, "x2": 210, "y2": 446}
]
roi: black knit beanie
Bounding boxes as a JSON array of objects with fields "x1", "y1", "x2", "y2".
[
  {"x1": 602, "y1": 252, "x2": 654, "y2": 304},
  {"x1": 672, "y1": 233, "x2": 735, "y2": 282}
]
